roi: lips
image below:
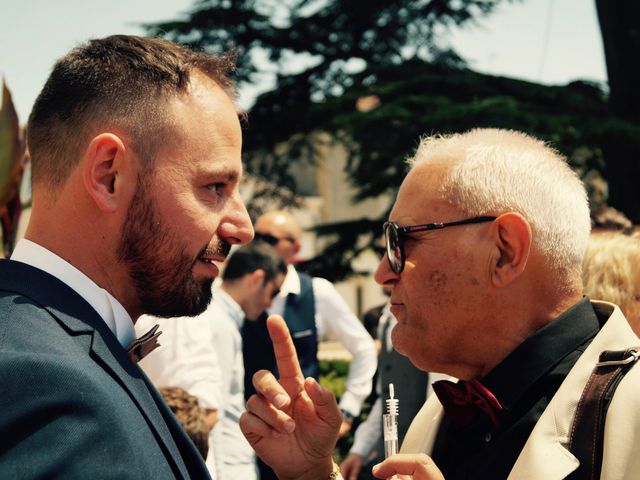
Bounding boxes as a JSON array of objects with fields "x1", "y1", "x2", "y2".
[
  {"x1": 196, "y1": 254, "x2": 221, "y2": 278},
  {"x1": 389, "y1": 297, "x2": 403, "y2": 307}
]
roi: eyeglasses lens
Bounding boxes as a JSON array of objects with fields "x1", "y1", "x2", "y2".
[{"x1": 384, "y1": 223, "x2": 402, "y2": 274}]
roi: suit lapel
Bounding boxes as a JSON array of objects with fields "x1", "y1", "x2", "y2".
[
  {"x1": 83, "y1": 324, "x2": 198, "y2": 479},
  {"x1": 139, "y1": 369, "x2": 212, "y2": 479},
  {"x1": 508, "y1": 302, "x2": 635, "y2": 479},
  {"x1": 1, "y1": 260, "x2": 205, "y2": 479},
  {"x1": 400, "y1": 395, "x2": 444, "y2": 455}
]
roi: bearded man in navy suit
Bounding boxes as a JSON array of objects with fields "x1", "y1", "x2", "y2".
[{"x1": 0, "y1": 35, "x2": 254, "y2": 478}]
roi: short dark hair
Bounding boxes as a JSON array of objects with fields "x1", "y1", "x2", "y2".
[
  {"x1": 223, "y1": 242, "x2": 287, "y2": 283},
  {"x1": 27, "y1": 34, "x2": 236, "y2": 189}
]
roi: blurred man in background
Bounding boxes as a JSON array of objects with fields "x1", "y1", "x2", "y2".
[
  {"x1": 245, "y1": 210, "x2": 377, "y2": 430},
  {"x1": 244, "y1": 210, "x2": 376, "y2": 479}
]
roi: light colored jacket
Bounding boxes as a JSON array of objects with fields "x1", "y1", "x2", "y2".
[{"x1": 400, "y1": 301, "x2": 640, "y2": 480}]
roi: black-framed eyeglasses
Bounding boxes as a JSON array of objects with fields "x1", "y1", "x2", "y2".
[
  {"x1": 254, "y1": 232, "x2": 296, "y2": 246},
  {"x1": 383, "y1": 216, "x2": 497, "y2": 274}
]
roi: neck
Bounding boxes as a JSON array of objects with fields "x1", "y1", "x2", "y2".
[
  {"x1": 462, "y1": 289, "x2": 584, "y2": 380},
  {"x1": 220, "y1": 281, "x2": 244, "y2": 306}
]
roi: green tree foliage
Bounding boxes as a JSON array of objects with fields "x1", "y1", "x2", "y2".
[
  {"x1": 147, "y1": 1, "x2": 516, "y2": 194},
  {"x1": 147, "y1": 0, "x2": 508, "y2": 88}
]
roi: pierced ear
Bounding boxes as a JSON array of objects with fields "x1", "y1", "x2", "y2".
[
  {"x1": 491, "y1": 213, "x2": 532, "y2": 288},
  {"x1": 83, "y1": 133, "x2": 127, "y2": 212}
]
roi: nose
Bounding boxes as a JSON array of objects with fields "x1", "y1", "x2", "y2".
[
  {"x1": 218, "y1": 192, "x2": 254, "y2": 246},
  {"x1": 374, "y1": 252, "x2": 398, "y2": 287}
]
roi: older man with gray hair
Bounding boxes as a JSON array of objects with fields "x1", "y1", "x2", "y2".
[{"x1": 241, "y1": 128, "x2": 640, "y2": 480}]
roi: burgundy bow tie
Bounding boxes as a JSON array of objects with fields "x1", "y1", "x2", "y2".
[{"x1": 433, "y1": 379, "x2": 504, "y2": 429}]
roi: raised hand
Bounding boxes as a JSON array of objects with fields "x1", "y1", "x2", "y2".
[
  {"x1": 239, "y1": 315, "x2": 343, "y2": 480},
  {"x1": 372, "y1": 454, "x2": 445, "y2": 480}
]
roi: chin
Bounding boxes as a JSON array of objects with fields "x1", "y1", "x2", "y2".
[
  {"x1": 393, "y1": 337, "x2": 427, "y2": 370},
  {"x1": 390, "y1": 335, "x2": 408, "y2": 357},
  {"x1": 391, "y1": 342, "x2": 411, "y2": 358}
]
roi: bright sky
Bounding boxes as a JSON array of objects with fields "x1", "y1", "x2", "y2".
[{"x1": 1, "y1": 0, "x2": 607, "y2": 124}]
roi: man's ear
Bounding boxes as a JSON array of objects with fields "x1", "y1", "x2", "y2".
[
  {"x1": 248, "y1": 269, "x2": 266, "y2": 288},
  {"x1": 292, "y1": 239, "x2": 302, "y2": 256},
  {"x1": 82, "y1": 133, "x2": 132, "y2": 212},
  {"x1": 490, "y1": 212, "x2": 532, "y2": 288}
]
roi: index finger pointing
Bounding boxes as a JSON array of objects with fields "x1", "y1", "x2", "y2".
[{"x1": 266, "y1": 315, "x2": 304, "y2": 383}]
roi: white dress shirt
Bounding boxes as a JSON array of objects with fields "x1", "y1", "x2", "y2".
[
  {"x1": 10, "y1": 239, "x2": 136, "y2": 348},
  {"x1": 269, "y1": 264, "x2": 377, "y2": 416},
  {"x1": 136, "y1": 313, "x2": 223, "y2": 412}
]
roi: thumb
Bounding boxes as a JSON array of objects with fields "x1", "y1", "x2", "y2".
[{"x1": 304, "y1": 377, "x2": 342, "y2": 428}]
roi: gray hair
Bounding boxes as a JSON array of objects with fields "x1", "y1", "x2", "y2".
[{"x1": 408, "y1": 128, "x2": 591, "y2": 274}]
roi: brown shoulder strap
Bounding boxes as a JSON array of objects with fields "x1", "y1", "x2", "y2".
[{"x1": 567, "y1": 347, "x2": 640, "y2": 480}]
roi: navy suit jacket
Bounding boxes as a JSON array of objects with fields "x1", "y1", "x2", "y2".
[{"x1": 0, "y1": 259, "x2": 211, "y2": 479}]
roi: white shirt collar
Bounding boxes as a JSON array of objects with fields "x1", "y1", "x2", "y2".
[
  {"x1": 278, "y1": 264, "x2": 301, "y2": 297},
  {"x1": 214, "y1": 287, "x2": 245, "y2": 328},
  {"x1": 11, "y1": 239, "x2": 136, "y2": 348},
  {"x1": 268, "y1": 264, "x2": 300, "y2": 317}
]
